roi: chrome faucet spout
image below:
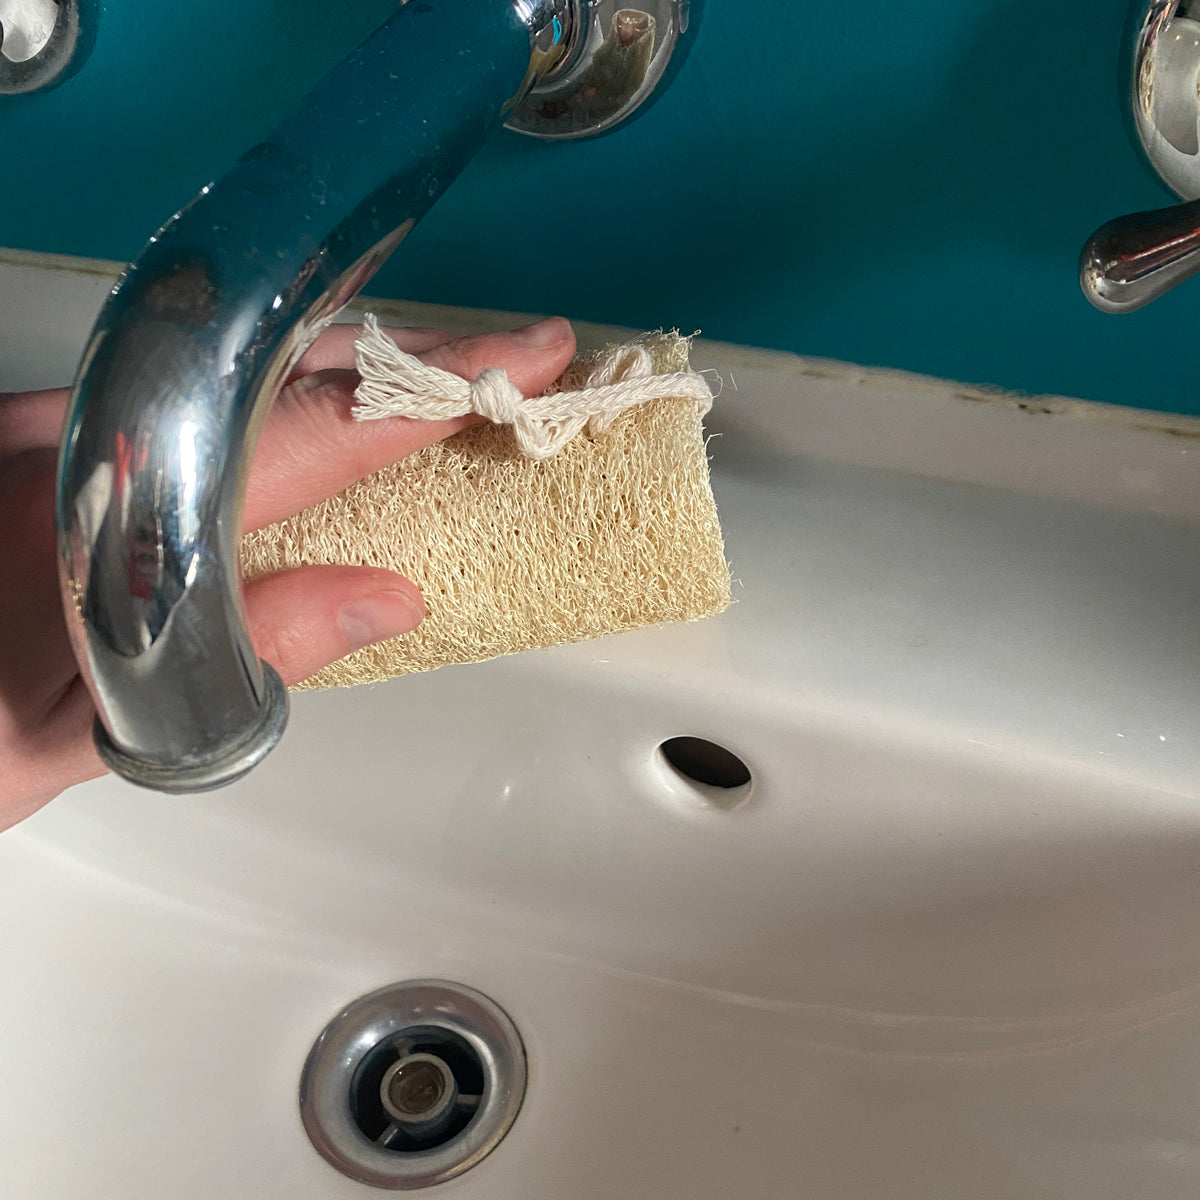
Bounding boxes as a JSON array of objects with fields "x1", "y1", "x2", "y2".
[{"x1": 56, "y1": 0, "x2": 572, "y2": 792}]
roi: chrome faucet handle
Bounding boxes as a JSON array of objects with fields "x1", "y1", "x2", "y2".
[
  {"x1": 1081, "y1": 197, "x2": 1200, "y2": 313},
  {"x1": 1082, "y1": 2, "x2": 1200, "y2": 311}
]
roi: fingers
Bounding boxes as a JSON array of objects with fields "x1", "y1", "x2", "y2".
[
  {"x1": 245, "y1": 565, "x2": 424, "y2": 687},
  {"x1": 244, "y1": 316, "x2": 576, "y2": 531},
  {"x1": 1, "y1": 560, "x2": 426, "y2": 829},
  {"x1": 0, "y1": 447, "x2": 102, "y2": 830},
  {"x1": 4, "y1": 680, "x2": 106, "y2": 833},
  {"x1": 0, "y1": 319, "x2": 492, "y2": 458},
  {"x1": 287, "y1": 323, "x2": 453, "y2": 382},
  {"x1": 0, "y1": 388, "x2": 69, "y2": 457},
  {"x1": 0, "y1": 449, "x2": 80, "y2": 727},
  {"x1": 417, "y1": 316, "x2": 574, "y2": 380},
  {"x1": 0, "y1": 325, "x2": 457, "y2": 458},
  {"x1": 0, "y1": 317, "x2": 576, "y2": 827},
  {"x1": 0, "y1": 321, "x2": 459, "y2": 458}
]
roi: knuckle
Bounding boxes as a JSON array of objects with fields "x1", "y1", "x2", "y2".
[
  {"x1": 251, "y1": 615, "x2": 305, "y2": 674},
  {"x1": 425, "y1": 342, "x2": 481, "y2": 382}
]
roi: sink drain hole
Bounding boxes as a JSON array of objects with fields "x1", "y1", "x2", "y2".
[
  {"x1": 659, "y1": 736, "x2": 751, "y2": 790},
  {"x1": 351, "y1": 1027, "x2": 485, "y2": 1151},
  {"x1": 300, "y1": 979, "x2": 526, "y2": 1189}
]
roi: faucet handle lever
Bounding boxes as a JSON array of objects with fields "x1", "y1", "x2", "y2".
[
  {"x1": 1080, "y1": 197, "x2": 1200, "y2": 313},
  {"x1": 1079, "y1": 2, "x2": 1200, "y2": 312}
]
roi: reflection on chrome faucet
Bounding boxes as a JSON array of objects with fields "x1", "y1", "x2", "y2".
[{"x1": 535, "y1": 10, "x2": 657, "y2": 126}]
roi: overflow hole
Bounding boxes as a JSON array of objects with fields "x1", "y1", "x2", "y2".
[{"x1": 658, "y1": 737, "x2": 752, "y2": 808}]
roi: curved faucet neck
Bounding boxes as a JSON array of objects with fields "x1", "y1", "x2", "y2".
[{"x1": 57, "y1": 0, "x2": 572, "y2": 791}]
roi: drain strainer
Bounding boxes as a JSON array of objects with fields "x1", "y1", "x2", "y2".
[{"x1": 300, "y1": 980, "x2": 526, "y2": 1189}]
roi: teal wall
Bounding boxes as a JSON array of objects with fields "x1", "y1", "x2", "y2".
[{"x1": 2, "y1": 1, "x2": 1193, "y2": 413}]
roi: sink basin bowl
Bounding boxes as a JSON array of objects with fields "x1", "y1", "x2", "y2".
[{"x1": 3, "y1": 249, "x2": 1200, "y2": 1198}]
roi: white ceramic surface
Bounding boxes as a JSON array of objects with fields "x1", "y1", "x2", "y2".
[{"x1": 2, "y1": 249, "x2": 1200, "y2": 1199}]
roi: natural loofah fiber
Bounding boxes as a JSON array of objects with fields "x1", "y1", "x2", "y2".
[{"x1": 240, "y1": 330, "x2": 731, "y2": 689}]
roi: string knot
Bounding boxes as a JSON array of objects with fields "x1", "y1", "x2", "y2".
[
  {"x1": 469, "y1": 367, "x2": 526, "y2": 427},
  {"x1": 351, "y1": 314, "x2": 714, "y2": 461}
]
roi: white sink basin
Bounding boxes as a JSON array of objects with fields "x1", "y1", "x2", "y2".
[{"x1": 3, "y1": 249, "x2": 1200, "y2": 1198}]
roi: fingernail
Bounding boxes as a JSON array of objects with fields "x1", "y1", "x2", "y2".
[
  {"x1": 338, "y1": 592, "x2": 423, "y2": 650},
  {"x1": 514, "y1": 316, "x2": 571, "y2": 348}
]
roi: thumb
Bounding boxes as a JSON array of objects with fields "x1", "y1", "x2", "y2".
[
  {"x1": 416, "y1": 316, "x2": 576, "y2": 394},
  {"x1": 245, "y1": 565, "x2": 423, "y2": 686}
]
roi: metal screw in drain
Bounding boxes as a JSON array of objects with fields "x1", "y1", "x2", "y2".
[
  {"x1": 300, "y1": 980, "x2": 525, "y2": 1189},
  {"x1": 348, "y1": 1026, "x2": 486, "y2": 1153},
  {"x1": 381, "y1": 1054, "x2": 457, "y2": 1136}
]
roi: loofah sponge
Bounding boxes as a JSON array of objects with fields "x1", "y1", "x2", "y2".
[{"x1": 240, "y1": 330, "x2": 730, "y2": 689}]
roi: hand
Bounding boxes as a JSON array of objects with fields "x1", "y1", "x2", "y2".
[{"x1": 0, "y1": 316, "x2": 576, "y2": 830}]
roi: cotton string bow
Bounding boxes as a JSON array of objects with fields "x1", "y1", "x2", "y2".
[{"x1": 352, "y1": 315, "x2": 714, "y2": 461}]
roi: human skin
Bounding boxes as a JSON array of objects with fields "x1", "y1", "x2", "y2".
[{"x1": 0, "y1": 315, "x2": 575, "y2": 830}]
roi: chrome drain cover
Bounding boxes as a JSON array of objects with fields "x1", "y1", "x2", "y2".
[{"x1": 300, "y1": 980, "x2": 526, "y2": 1189}]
